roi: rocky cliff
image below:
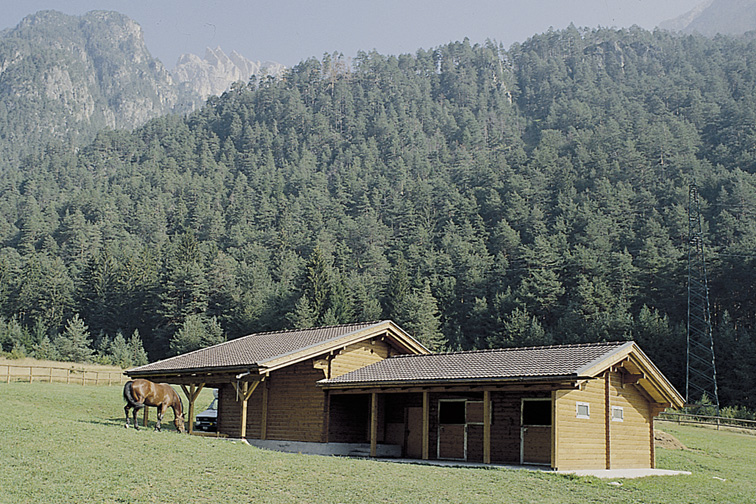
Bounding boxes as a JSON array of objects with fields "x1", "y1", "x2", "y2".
[
  {"x1": 0, "y1": 10, "x2": 202, "y2": 169},
  {"x1": 172, "y1": 46, "x2": 285, "y2": 99},
  {"x1": 660, "y1": 0, "x2": 756, "y2": 37}
]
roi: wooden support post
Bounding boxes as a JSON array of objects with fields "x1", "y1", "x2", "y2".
[
  {"x1": 551, "y1": 390, "x2": 558, "y2": 470},
  {"x1": 240, "y1": 382, "x2": 249, "y2": 439},
  {"x1": 483, "y1": 391, "x2": 491, "y2": 464},
  {"x1": 370, "y1": 393, "x2": 378, "y2": 458},
  {"x1": 261, "y1": 379, "x2": 269, "y2": 440},
  {"x1": 181, "y1": 383, "x2": 206, "y2": 435},
  {"x1": 605, "y1": 371, "x2": 611, "y2": 470},
  {"x1": 235, "y1": 380, "x2": 261, "y2": 439},
  {"x1": 650, "y1": 414, "x2": 655, "y2": 469},
  {"x1": 422, "y1": 391, "x2": 430, "y2": 460}
]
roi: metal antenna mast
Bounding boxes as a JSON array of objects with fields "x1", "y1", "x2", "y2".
[{"x1": 686, "y1": 185, "x2": 720, "y2": 414}]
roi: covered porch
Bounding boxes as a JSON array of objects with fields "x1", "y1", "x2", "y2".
[{"x1": 321, "y1": 381, "x2": 578, "y2": 467}]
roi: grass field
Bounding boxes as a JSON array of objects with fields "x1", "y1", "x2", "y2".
[{"x1": 1, "y1": 382, "x2": 754, "y2": 504}]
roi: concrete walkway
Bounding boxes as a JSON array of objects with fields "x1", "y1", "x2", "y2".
[
  {"x1": 557, "y1": 468, "x2": 692, "y2": 479},
  {"x1": 377, "y1": 458, "x2": 691, "y2": 479},
  {"x1": 237, "y1": 440, "x2": 691, "y2": 479}
]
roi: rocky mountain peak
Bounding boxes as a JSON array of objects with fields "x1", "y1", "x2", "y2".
[
  {"x1": 660, "y1": 0, "x2": 756, "y2": 36},
  {"x1": 0, "y1": 10, "x2": 199, "y2": 168},
  {"x1": 172, "y1": 46, "x2": 285, "y2": 98}
]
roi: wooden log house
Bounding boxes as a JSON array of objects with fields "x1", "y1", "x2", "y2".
[{"x1": 125, "y1": 320, "x2": 684, "y2": 470}]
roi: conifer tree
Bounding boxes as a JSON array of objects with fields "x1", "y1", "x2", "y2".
[{"x1": 55, "y1": 314, "x2": 93, "y2": 363}]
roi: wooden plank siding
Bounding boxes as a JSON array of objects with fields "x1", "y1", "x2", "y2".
[
  {"x1": 330, "y1": 340, "x2": 392, "y2": 378},
  {"x1": 553, "y1": 371, "x2": 656, "y2": 470},
  {"x1": 328, "y1": 394, "x2": 370, "y2": 443},
  {"x1": 554, "y1": 377, "x2": 607, "y2": 470},
  {"x1": 265, "y1": 363, "x2": 326, "y2": 442},
  {"x1": 607, "y1": 370, "x2": 654, "y2": 469},
  {"x1": 490, "y1": 392, "x2": 549, "y2": 465},
  {"x1": 217, "y1": 339, "x2": 394, "y2": 442},
  {"x1": 218, "y1": 382, "x2": 264, "y2": 439}
]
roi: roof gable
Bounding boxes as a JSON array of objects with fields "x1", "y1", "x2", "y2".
[{"x1": 126, "y1": 320, "x2": 428, "y2": 378}]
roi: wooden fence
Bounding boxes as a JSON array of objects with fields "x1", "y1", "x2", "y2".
[
  {"x1": 1, "y1": 362, "x2": 128, "y2": 386},
  {"x1": 658, "y1": 411, "x2": 756, "y2": 431}
]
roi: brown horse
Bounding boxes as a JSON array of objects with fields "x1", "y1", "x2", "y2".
[{"x1": 123, "y1": 379, "x2": 186, "y2": 433}]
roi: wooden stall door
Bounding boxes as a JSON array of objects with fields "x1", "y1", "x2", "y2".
[
  {"x1": 438, "y1": 400, "x2": 466, "y2": 460},
  {"x1": 438, "y1": 424, "x2": 465, "y2": 459},
  {"x1": 521, "y1": 399, "x2": 552, "y2": 465},
  {"x1": 405, "y1": 407, "x2": 423, "y2": 459},
  {"x1": 521, "y1": 426, "x2": 551, "y2": 464}
]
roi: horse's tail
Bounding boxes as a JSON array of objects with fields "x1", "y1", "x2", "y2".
[{"x1": 123, "y1": 380, "x2": 144, "y2": 408}]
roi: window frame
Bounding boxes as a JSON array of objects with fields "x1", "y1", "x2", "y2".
[
  {"x1": 611, "y1": 405, "x2": 624, "y2": 422},
  {"x1": 576, "y1": 401, "x2": 590, "y2": 419}
]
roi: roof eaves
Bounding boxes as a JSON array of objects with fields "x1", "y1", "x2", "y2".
[
  {"x1": 627, "y1": 344, "x2": 685, "y2": 408},
  {"x1": 574, "y1": 341, "x2": 635, "y2": 377},
  {"x1": 126, "y1": 363, "x2": 263, "y2": 378},
  {"x1": 318, "y1": 373, "x2": 585, "y2": 389}
]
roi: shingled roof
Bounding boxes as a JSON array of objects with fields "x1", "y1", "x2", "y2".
[
  {"x1": 319, "y1": 341, "x2": 634, "y2": 387},
  {"x1": 127, "y1": 321, "x2": 426, "y2": 378}
]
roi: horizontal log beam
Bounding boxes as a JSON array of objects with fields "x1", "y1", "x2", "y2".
[{"x1": 325, "y1": 382, "x2": 578, "y2": 395}]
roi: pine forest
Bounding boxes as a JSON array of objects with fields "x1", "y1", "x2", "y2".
[{"x1": 1, "y1": 26, "x2": 755, "y2": 411}]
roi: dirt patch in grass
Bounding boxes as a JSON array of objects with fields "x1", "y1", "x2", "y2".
[{"x1": 655, "y1": 429, "x2": 687, "y2": 450}]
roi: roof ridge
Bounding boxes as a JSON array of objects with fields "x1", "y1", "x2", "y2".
[
  {"x1": 238, "y1": 320, "x2": 382, "y2": 340},
  {"x1": 388, "y1": 340, "x2": 630, "y2": 359}
]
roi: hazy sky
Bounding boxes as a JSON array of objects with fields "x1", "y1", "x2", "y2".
[{"x1": 1, "y1": 1, "x2": 706, "y2": 68}]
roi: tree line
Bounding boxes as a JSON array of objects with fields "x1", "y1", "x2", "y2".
[{"x1": 0, "y1": 27, "x2": 755, "y2": 410}]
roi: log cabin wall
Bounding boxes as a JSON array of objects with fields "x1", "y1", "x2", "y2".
[
  {"x1": 329, "y1": 340, "x2": 392, "y2": 378},
  {"x1": 328, "y1": 393, "x2": 371, "y2": 443},
  {"x1": 554, "y1": 376, "x2": 607, "y2": 470},
  {"x1": 265, "y1": 362, "x2": 327, "y2": 442},
  {"x1": 607, "y1": 370, "x2": 654, "y2": 469},
  {"x1": 218, "y1": 383, "x2": 241, "y2": 438},
  {"x1": 553, "y1": 372, "x2": 656, "y2": 470},
  {"x1": 216, "y1": 363, "x2": 325, "y2": 442},
  {"x1": 217, "y1": 339, "x2": 397, "y2": 442}
]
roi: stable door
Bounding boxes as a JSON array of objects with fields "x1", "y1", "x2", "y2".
[
  {"x1": 520, "y1": 398, "x2": 552, "y2": 465},
  {"x1": 438, "y1": 400, "x2": 466, "y2": 459},
  {"x1": 437, "y1": 399, "x2": 486, "y2": 461}
]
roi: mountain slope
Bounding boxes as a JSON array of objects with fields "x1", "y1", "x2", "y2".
[
  {"x1": 172, "y1": 46, "x2": 285, "y2": 99},
  {"x1": 0, "y1": 10, "x2": 201, "y2": 170},
  {"x1": 660, "y1": 0, "x2": 756, "y2": 36}
]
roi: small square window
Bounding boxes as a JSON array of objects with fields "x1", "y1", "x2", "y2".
[
  {"x1": 576, "y1": 402, "x2": 590, "y2": 419},
  {"x1": 612, "y1": 406, "x2": 624, "y2": 422}
]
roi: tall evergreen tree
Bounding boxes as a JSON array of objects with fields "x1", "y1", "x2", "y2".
[{"x1": 55, "y1": 314, "x2": 93, "y2": 363}]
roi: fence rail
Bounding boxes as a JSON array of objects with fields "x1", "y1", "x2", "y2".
[
  {"x1": 658, "y1": 411, "x2": 756, "y2": 431},
  {"x1": 1, "y1": 363, "x2": 127, "y2": 386}
]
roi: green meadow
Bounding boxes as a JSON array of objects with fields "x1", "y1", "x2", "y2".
[{"x1": 1, "y1": 382, "x2": 753, "y2": 503}]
